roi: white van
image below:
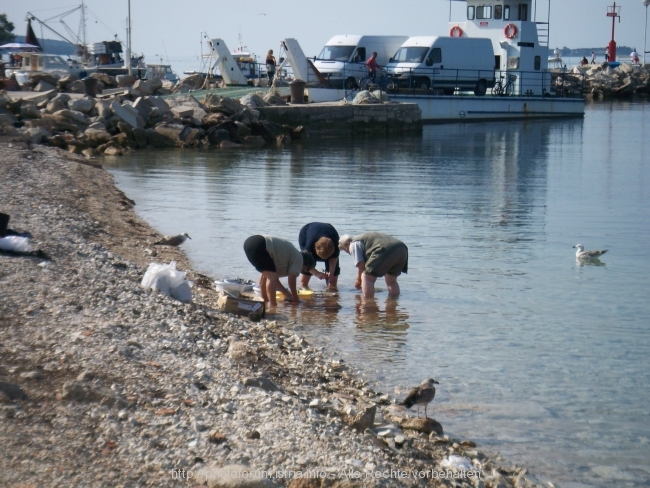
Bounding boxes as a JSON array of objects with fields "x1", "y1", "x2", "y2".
[
  {"x1": 386, "y1": 37, "x2": 495, "y2": 95},
  {"x1": 314, "y1": 35, "x2": 408, "y2": 89}
]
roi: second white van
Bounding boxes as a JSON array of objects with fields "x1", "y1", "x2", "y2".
[
  {"x1": 314, "y1": 35, "x2": 408, "y2": 89},
  {"x1": 386, "y1": 36, "x2": 496, "y2": 95}
]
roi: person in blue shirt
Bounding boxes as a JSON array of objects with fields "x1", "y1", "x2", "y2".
[{"x1": 298, "y1": 222, "x2": 341, "y2": 289}]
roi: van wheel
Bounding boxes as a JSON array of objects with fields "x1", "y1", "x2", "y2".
[
  {"x1": 474, "y1": 79, "x2": 488, "y2": 96},
  {"x1": 345, "y1": 77, "x2": 358, "y2": 90},
  {"x1": 417, "y1": 78, "x2": 431, "y2": 90}
]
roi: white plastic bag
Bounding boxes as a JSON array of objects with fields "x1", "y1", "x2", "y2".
[
  {"x1": 440, "y1": 455, "x2": 474, "y2": 471},
  {"x1": 0, "y1": 236, "x2": 31, "y2": 252},
  {"x1": 141, "y1": 261, "x2": 192, "y2": 302}
]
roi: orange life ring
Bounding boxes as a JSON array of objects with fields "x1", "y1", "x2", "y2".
[
  {"x1": 450, "y1": 26, "x2": 463, "y2": 38},
  {"x1": 504, "y1": 23, "x2": 518, "y2": 39}
]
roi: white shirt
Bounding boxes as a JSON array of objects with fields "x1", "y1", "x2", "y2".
[{"x1": 349, "y1": 241, "x2": 365, "y2": 266}]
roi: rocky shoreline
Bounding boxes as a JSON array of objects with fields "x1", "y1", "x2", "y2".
[
  {"x1": 1, "y1": 142, "x2": 544, "y2": 488},
  {"x1": 553, "y1": 62, "x2": 650, "y2": 99}
]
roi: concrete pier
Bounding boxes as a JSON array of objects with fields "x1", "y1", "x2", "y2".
[{"x1": 257, "y1": 102, "x2": 422, "y2": 138}]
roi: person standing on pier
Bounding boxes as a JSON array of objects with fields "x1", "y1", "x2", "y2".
[
  {"x1": 365, "y1": 51, "x2": 379, "y2": 83},
  {"x1": 244, "y1": 235, "x2": 315, "y2": 307},
  {"x1": 339, "y1": 232, "x2": 408, "y2": 299},
  {"x1": 266, "y1": 50, "x2": 277, "y2": 84},
  {"x1": 591, "y1": 50, "x2": 596, "y2": 64},
  {"x1": 298, "y1": 222, "x2": 341, "y2": 289}
]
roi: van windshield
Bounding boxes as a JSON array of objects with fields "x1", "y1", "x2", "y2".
[
  {"x1": 317, "y1": 45, "x2": 356, "y2": 61},
  {"x1": 391, "y1": 47, "x2": 429, "y2": 63}
]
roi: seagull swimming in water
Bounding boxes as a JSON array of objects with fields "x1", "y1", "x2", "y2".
[
  {"x1": 153, "y1": 233, "x2": 191, "y2": 247},
  {"x1": 573, "y1": 244, "x2": 607, "y2": 259},
  {"x1": 400, "y1": 378, "x2": 439, "y2": 419}
]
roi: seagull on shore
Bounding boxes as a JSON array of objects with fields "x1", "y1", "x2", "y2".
[
  {"x1": 400, "y1": 378, "x2": 439, "y2": 419},
  {"x1": 153, "y1": 233, "x2": 191, "y2": 247},
  {"x1": 573, "y1": 244, "x2": 607, "y2": 260}
]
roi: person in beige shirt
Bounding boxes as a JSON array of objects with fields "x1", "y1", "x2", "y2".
[{"x1": 244, "y1": 235, "x2": 316, "y2": 307}]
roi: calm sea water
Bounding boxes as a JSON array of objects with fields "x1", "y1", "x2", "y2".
[{"x1": 105, "y1": 101, "x2": 650, "y2": 487}]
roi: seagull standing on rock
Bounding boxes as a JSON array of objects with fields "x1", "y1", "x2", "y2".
[
  {"x1": 153, "y1": 233, "x2": 191, "y2": 247},
  {"x1": 400, "y1": 378, "x2": 439, "y2": 419},
  {"x1": 573, "y1": 244, "x2": 607, "y2": 260}
]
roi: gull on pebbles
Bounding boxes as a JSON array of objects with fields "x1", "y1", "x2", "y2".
[
  {"x1": 153, "y1": 233, "x2": 191, "y2": 247},
  {"x1": 400, "y1": 378, "x2": 439, "y2": 419}
]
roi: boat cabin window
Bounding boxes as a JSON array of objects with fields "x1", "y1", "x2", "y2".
[
  {"x1": 518, "y1": 3, "x2": 528, "y2": 21},
  {"x1": 467, "y1": 6, "x2": 475, "y2": 20},
  {"x1": 495, "y1": 5, "x2": 503, "y2": 19},
  {"x1": 317, "y1": 45, "x2": 356, "y2": 62},
  {"x1": 38, "y1": 57, "x2": 45, "y2": 68},
  {"x1": 476, "y1": 5, "x2": 493, "y2": 19},
  {"x1": 392, "y1": 46, "x2": 431, "y2": 63},
  {"x1": 352, "y1": 47, "x2": 366, "y2": 63},
  {"x1": 534, "y1": 55, "x2": 541, "y2": 70},
  {"x1": 503, "y1": 5, "x2": 511, "y2": 20}
]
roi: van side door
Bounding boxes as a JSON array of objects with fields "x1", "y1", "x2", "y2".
[{"x1": 425, "y1": 47, "x2": 442, "y2": 83}]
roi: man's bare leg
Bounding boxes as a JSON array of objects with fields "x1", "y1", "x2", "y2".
[
  {"x1": 385, "y1": 274, "x2": 400, "y2": 298},
  {"x1": 361, "y1": 272, "x2": 377, "y2": 298}
]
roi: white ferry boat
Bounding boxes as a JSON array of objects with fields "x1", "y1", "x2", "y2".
[
  {"x1": 282, "y1": 0, "x2": 584, "y2": 122},
  {"x1": 383, "y1": 0, "x2": 584, "y2": 121}
]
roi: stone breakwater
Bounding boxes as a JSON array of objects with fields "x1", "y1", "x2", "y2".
[
  {"x1": 0, "y1": 142, "x2": 542, "y2": 488},
  {"x1": 553, "y1": 63, "x2": 650, "y2": 99}
]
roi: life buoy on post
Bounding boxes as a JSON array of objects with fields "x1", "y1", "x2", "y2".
[
  {"x1": 450, "y1": 26, "x2": 463, "y2": 38},
  {"x1": 504, "y1": 23, "x2": 518, "y2": 39}
]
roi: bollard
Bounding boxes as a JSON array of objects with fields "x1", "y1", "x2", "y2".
[{"x1": 289, "y1": 79, "x2": 307, "y2": 104}]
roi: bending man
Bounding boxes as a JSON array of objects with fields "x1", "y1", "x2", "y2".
[
  {"x1": 339, "y1": 232, "x2": 408, "y2": 298},
  {"x1": 244, "y1": 235, "x2": 316, "y2": 307},
  {"x1": 298, "y1": 222, "x2": 340, "y2": 289}
]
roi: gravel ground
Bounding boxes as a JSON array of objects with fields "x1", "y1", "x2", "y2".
[{"x1": 0, "y1": 141, "x2": 542, "y2": 488}]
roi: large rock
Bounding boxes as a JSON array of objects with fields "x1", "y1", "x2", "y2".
[
  {"x1": 251, "y1": 120, "x2": 291, "y2": 143},
  {"x1": 202, "y1": 112, "x2": 226, "y2": 128},
  {"x1": 145, "y1": 127, "x2": 177, "y2": 148},
  {"x1": 149, "y1": 77, "x2": 163, "y2": 91},
  {"x1": 132, "y1": 97, "x2": 152, "y2": 120},
  {"x1": 172, "y1": 73, "x2": 204, "y2": 93},
  {"x1": 207, "y1": 128, "x2": 231, "y2": 145},
  {"x1": 20, "y1": 104, "x2": 42, "y2": 119},
  {"x1": 165, "y1": 94, "x2": 208, "y2": 124},
  {"x1": 152, "y1": 122, "x2": 202, "y2": 147},
  {"x1": 110, "y1": 101, "x2": 145, "y2": 128},
  {"x1": 133, "y1": 79, "x2": 154, "y2": 96},
  {"x1": 29, "y1": 72, "x2": 60, "y2": 86},
  {"x1": 42, "y1": 114, "x2": 81, "y2": 133},
  {"x1": 28, "y1": 126, "x2": 51, "y2": 144},
  {"x1": 34, "y1": 80, "x2": 56, "y2": 92},
  {"x1": 68, "y1": 97, "x2": 94, "y2": 114},
  {"x1": 90, "y1": 72, "x2": 117, "y2": 87},
  {"x1": 116, "y1": 74, "x2": 136, "y2": 87},
  {"x1": 234, "y1": 121, "x2": 251, "y2": 138},
  {"x1": 46, "y1": 94, "x2": 71, "y2": 114},
  {"x1": 53, "y1": 109, "x2": 89, "y2": 126},
  {"x1": 95, "y1": 100, "x2": 112, "y2": 119},
  {"x1": 202, "y1": 93, "x2": 244, "y2": 115},
  {"x1": 132, "y1": 127, "x2": 147, "y2": 148},
  {"x1": 57, "y1": 74, "x2": 79, "y2": 89},
  {"x1": 85, "y1": 128, "x2": 113, "y2": 146},
  {"x1": 147, "y1": 96, "x2": 171, "y2": 115},
  {"x1": 400, "y1": 417, "x2": 443, "y2": 435},
  {"x1": 240, "y1": 93, "x2": 269, "y2": 108}
]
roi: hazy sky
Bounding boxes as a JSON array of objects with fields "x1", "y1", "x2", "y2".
[{"x1": 3, "y1": 0, "x2": 649, "y2": 75}]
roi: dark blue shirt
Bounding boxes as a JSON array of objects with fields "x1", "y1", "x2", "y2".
[{"x1": 298, "y1": 222, "x2": 340, "y2": 262}]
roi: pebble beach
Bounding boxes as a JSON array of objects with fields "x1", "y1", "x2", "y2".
[{"x1": 0, "y1": 141, "x2": 543, "y2": 488}]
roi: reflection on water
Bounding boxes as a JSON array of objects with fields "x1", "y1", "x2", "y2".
[{"x1": 105, "y1": 103, "x2": 650, "y2": 487}]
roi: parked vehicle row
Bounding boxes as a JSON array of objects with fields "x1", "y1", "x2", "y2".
[{"x1": 313, "y1": 35, "x2": 497, "y2": 96}]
